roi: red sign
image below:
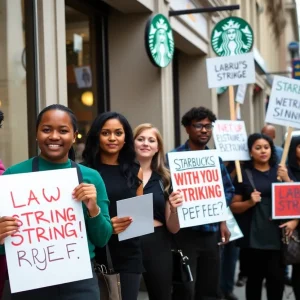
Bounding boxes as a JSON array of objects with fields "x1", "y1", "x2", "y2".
[{"x1": 272, "y1": 183, "x2": 300, "y2": 219}]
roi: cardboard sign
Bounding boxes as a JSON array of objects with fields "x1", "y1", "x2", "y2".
[
  {"x1": 272, "y1": 182, "x2": 300, "y2": 219},
  {"x1": 226, "y1": 208, "x2": 243, "y2": 242},
  {"x1": 213, "y1": 120, "x2": 250, "y2": 161},
  {"x1": 117, "y1": 194, "x2": 154, "y2": 241},
  {"x1": 167, "y1": 150, "x2": 227, "y2": 228},
  {"x1": 265, "y1": 76, "x2": 300, "y2": 129},
  {"x1": 0, "y1": 169, "x2": 92, "y2": 293},
  {"x1": 236, "y1": 84, "x2": 247, "y2": 104},
  {"x1": 206, "y1": 52, "x2": 255, "y2": 89}
]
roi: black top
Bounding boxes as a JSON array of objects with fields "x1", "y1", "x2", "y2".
[
  {"x1": 95, "y1": 163, "x2": 144, "y2": 273},
  {"x1": 234, "y1": 166, "x2": 282, "y2": 250},
  {"x1": 144, "y1": 171, "x2": 166, "y2": 224}
]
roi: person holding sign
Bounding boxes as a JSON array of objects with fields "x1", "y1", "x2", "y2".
[
  {"x1": 169, "y1": 107, "x2": 234, "y2": 300},
  {"x1": 134, "y1": 123, "x2": 182, "y2": 300},
  {"x1": 0, "y1": 104, "x2": 113, "y2": 299},
  {"x1": 286, "y1": 136, "x2": 300, "y2": 299},
  {"x1": 231, "y1": 133, "x2": 296, "y2": 300},
  {"x1": 82, "y1": 112, "x2": 143, "y2": 300}
]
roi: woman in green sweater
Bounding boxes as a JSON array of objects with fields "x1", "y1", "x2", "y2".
[{"x1": 0, "y1": 104, "x2": 112, "y2": 299}]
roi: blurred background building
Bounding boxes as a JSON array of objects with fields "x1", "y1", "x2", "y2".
[{"x1": 0, "y1": 0, "x2": 299, "y2": 166}]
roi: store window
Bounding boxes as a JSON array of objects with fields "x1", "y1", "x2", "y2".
[{"x1": 65, "y1": 6, "x2": 97, "y2": 161}]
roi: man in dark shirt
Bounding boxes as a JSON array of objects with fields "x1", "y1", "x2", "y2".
[{"x1": 170, "y1": 107, "x2": 234, "y2": 300}]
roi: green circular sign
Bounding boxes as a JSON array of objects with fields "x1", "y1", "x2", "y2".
[
  {"x1": 145, "y1": 14, "x2": 175, "y2": 68},
  {"x1": 211, "y1": 16, "x2": 254, "y2": 56}
]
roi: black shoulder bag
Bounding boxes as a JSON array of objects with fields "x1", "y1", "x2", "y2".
[{"x1": 158, "y1": 180, "x2": 193, "y2": 284}]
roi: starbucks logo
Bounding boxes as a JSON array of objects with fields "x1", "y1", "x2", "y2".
[
  {"x1": 211, "y1": 17, "x2": 253, "y2": 57},
  {"x1": 145, "y1": 14, "x2": 175, "y2": 68}
]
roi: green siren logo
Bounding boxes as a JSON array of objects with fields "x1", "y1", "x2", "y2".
[
  {"x1": 211, "y1": 17, "x2": 253, "y2": 56},
  {"x1": 145, "y1": 14, "x2": 174, "y2": 68}
]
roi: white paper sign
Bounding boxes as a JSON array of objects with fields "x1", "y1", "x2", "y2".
[
  {"x1": 213, "y1": 120, "x2": 250, "y2": 161},
  {"x1": 265, "y1": 76, "x2": 300, "y2": 129},
  {"x1": 236, "y1": 84, "x2": 247, "y2": 104},
  {"x1": 73, "y1": 33, "x2": 83, "y2": 52},
  {"x1": 168, "y1": 150, "x2": 227, "y2": 228},
  {"x1": 117, "y1": 194, "x2": 154, "y2": 241},
  {"x1": 226, "y1": 208, "x2": 243, "y2": 242},
  {"x1": 0, "y1": 169, "x2": 92, "y2": 293},
  {"x1": 74, "y1": 66, "x2": 92, "y2": 88},
  {"x1": 206, "y1": 52, "x2": 255, "y2": 88}
]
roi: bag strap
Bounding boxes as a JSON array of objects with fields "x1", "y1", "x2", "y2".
[
  {"x1": 32, "y1": 156, "x2": 83, "y2": 183},
  {"x1": 245, "y1": 168, "x2": 256, "y2": 191},
  {"x1": 136, "y1": 167, "x2": 143, "y2": 196},
  {"x1": 32, "y1": 157, "x2": 116, "y2": 270}
]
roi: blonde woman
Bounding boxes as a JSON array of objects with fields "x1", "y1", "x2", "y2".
[{"x1": 134, "y1": 123, "x2": 182, "y2": 300}]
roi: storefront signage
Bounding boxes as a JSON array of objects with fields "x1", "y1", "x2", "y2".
[
  {"x1": 145, "y1": 14, "x2": 175, "y2": 68},
  {"x1": 211, "y1": 16, "x2": 254, "y2": 56}
]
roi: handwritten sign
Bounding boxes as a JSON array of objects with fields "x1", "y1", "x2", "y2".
[
  {"x1": 117, "y1": 194, "x2": 154, "y2": 241},
  {"x1": 167, "y1": 150, "x2": 227, "y2": 228},
  {"x1": 0, "y1": 169, "x2": 92, "y2": 293},
  {"x1": 265, "y1": 76, "x2": 300, "y2": 129},
  {"x1": 236, "y1": 84, "x2": 247, "y2": 104},
  {"x1": 272, "y1": 182, "x2": 300, "y2": 219},
  {"x1": 213, "y1": 120, "x2": 250, "y2": 161},
  {"x1": 206, "y1": 52, "x2": 255, "y2": 89}
]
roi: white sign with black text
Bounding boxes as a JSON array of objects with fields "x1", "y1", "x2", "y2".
[
  {"x1": 265, "y1": 76, "x2": 300, "y2": 129},
  {"x1": 206, "y1": 52, "x2": 255, "y2": 89}
]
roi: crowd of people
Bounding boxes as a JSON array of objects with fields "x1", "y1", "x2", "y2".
[{"x1": 0, "y1": 105, "x2": 299, "y2": 300}]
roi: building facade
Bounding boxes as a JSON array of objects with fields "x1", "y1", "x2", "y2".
[{"x1": 0, "y1": 0, "x2": 298, "y2": 167}]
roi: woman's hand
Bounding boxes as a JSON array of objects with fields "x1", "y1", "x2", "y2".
[
  {"x1": 219, "y1": 221, "x2": 231, "y2": 245},
  {"x1": 0, "y1": 216, "x2": 20, "y2": 244},
  {"x1": 168, "y1": 190, "x2": 183, "y2": 213},
  {"x1": 277, "y1": 164, "x2": 291, "y2": 182},
  {"x1": 73, "y1": 183, "x2": 99, "y2": 217},
  {"x1": 111, "y1": 216, "x2": 132, "y2": 234},
  {"x1": 279, "y1": 219, "x2": 299, "y2": 237},
  {"x1": 250, "y1": 189, "x2": 261, "y2": 206}
]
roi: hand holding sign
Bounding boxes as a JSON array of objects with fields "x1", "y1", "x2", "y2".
[
  {"x1": 277, "y1": 164, "x2": 291, "y2": 182},
  {"x1": 72, "y1": 183, "x2": 99, "y2": 217},
  {"x1": 219, "y1": 221, "x2": 231, "y2": 245},
  {"x1": 111, "y1": 216, "x2": 132, "y2": 234},
  {"x1": 0, "y1": 216, "x2": 20, "y2": 244},
  {"x1": 168, "y1": 190, "x2": 184, "y2": 212}
]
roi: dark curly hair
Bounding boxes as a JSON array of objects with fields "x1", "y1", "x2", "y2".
[
  {"x1": 181, "y1": 107, "x2": 217, "y2": 127},
  {"x1": 36, "y1": 104, "x2": 78, "y2": 161},
  {"x1": 245, "y1": 133, "x2": 277, "y2": 168},
  {"x1": 288, "y1": 136, "x2": 300, "y2": 169},
  {"x1": 82, "y1": 112, "x2": 140, "y2": 189}
]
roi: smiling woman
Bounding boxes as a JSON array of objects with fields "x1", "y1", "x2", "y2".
[
  {"x1": 82, "y1": 112, "x2": 143, "y2": 300},
  {"x1": 0, "y1": 104, "x2": 113, "y2": 300}
]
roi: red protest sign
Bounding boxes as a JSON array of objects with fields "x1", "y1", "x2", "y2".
[{"x1": 272, "y1": 183, "x2": 300, "y2": 219}]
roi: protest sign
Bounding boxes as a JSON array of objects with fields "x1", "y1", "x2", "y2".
[
  {"x1": 265, "y1": 76, "x2": 300, "y2": 129},
  {"x1": 226, "y1": 208, "x2": 243, "y2": 242},
  {"x1": 167, "y1": 150, "x2": 227, "y2": 228},
  {"x1": 0, "y1": 168, "x2": 92, "y2": 293},
  {"x1": 272, "y1": 182, "x2": 300, "y2": 219},
  {"x1": 236, "y1": 84, "x2": 247, "y2": 104},
  {"x1": 206, "y1": 52, "x2": 255, "y2": 89},
  {"x1": 117, "y1": 194, "x2": 154, "y2": 241},
  {"x1": 213, "y1": 120, "x2": 250, "y2": 161}
]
